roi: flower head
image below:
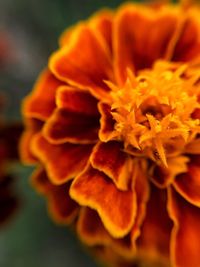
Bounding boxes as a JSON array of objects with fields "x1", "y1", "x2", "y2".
[{"x1": 21, "y1": 2, "x2": 200, "y2": 266}]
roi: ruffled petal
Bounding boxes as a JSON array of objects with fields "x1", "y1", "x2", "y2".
[
  {"x1": 77, "y1": 207, "x2": 135, "y2": 259},
  {"x1": 20, "y1": 119, "x2": 44, "y2": 164},
  {"x1": 131, "y1": 165, "x2": 149, "y2": 244},
  {"x1": 150, "y1": 165, "x2": 171, "y2": 189},
  {"x1": 113, "y1": 4, "x2": 180, "y2": 84},
  {"x1": 168, "y1": 187, "x2": 200, "y2": 267},
  {"x1": 49, "y1": 24, "x2": 113, "y2": 100},
  {"x1": 98, "y1": 102, "x2": 115, "y2": 142},
  {"x1": 43, "y1": 108, "x2": 99, "y2": 145},
  {"x1": 77, "y1": 207, "x2": 111, "y2": 246},
  {"x1": 89, "y1": 10, "x2": 113, "y2": 55},
  {"x1": 137, "y1": 185, "x2": 173, "y2": 260},
  {"x1": 172, "y1": 11, "x2": 200, "y2": 62},
  {"x1": 90, "y1": 141, "x2": 132, "y2": 190},
  {"x1": 22, "y1": 69, "x2": 63, "y2": 120},
  {"x1": 70, "y1": 164, "x2": 136, "y2": 238},
  {"x1": 31, "y1": 133, "x2": 93, "y2": 184},
  {"x1": 31, "y1": 168, "x2": 79, "y2": 224},
  {"x1": 173, "y1": 161, "x2": 200, "y2": 207},
  {"x1": 56, "y1": 86, "x2": 99, "y2": 116}
]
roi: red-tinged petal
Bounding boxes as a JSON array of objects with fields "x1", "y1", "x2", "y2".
[
  {"x1": 43, "y1": 108, "x2": 99, "y2": 145},
  {"x1": 56, "y1": 86, "x2": 99, "y2": 116},
  {"x1": 113, "y1": 4, "x2": 179, "y2": 84},
  {"x1": 70, "y1": 164, "x2": 136, "y2": 238},
  {"x1": 31, "y1": 133, "x2": 93, "y2": 185},
  {"x1": 89, "y1": 10, "x2": 113, "y2": 55},
  {"x1": 48, "y1": 182, "x2": 79, "y2": 225},
  {"x1": 173, "y1": 162, "x2": 200, "y2": 207},
  {"x1": 77, "y1": 207, "x2": 135, "y2": 259},
  {"x1": 20, "y1": 119, "x2": 44, "y2": 164},
  {"x1": 90, "y1": 141, "x2": 132, "y2": 190},
  {"x1": 31, "y1": 167, "x2": 52, "y2": 194},
  {"x1": 131, "y1": 165, "x2": 149, "y2": 244},
  {"x1": 192, "y1": 107, "x2": 200, "y2": 119},
  {"x1": 137, "y1": 185, "x2": 173, "y2": 260},
  {"x1": 172, "y1": 12, "x2": 200, "y2": 62},
  {"x1": 150, "y1": 165, "x2": 171, "y2": 189},
  {"x1": 168, "y1": 187, "x2": 200, "y2": 267},
  {"x1": 22, "y1": 69, "x2": 63, "y2": 120},
  {"x1": 59, "y1": 26, "x2": 74, "y2": 47},
  {"x1": 77, "y1": 207, "x2": 111, "y2": 246},
  {"x1": 31, "y1": 168, "x2": 79, "y2": 224},
  {"x1": 49, "y1": 24, "x2": 113, "y2": 100},
  {"x1": 98, "y1": 102, "x2": 115, "y2": 142}
]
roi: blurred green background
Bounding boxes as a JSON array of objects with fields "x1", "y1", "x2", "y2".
[{"x1": 0, "y1": 0, "x2": 131, "y2": 266}]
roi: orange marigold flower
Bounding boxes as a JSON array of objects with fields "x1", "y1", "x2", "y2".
[{"x1": 21, "y1": 2, "x2": 200, "y2": 267}]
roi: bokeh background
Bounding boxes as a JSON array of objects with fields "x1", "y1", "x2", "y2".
[{"x1": 0, "y1": 1, "x2": 132, "y2": 267}]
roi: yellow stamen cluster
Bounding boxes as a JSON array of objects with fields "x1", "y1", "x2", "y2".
[{"x1": 107, "y1": 61, "x2": 200, "y2": 166}]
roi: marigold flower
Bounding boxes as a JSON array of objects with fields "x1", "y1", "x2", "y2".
[{"x1": 21, "y1": 2, "x2": 200, "y2": 267}]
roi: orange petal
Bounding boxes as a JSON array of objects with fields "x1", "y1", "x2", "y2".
[
  {"x1": 131, "y1": 165, "x2": 149, "y2": 244},
  {"x1": 90, "y1": 141, "x2": 132, "y2": 190},
  {"x1": 70, "y1": 164, "x2": 136, "y2": 238},
  {"x1": 137, "y1": 185, "x2": 172, "y2": 260},
  {"x1": 31, "y1": 133, "x2": 93, "y2": 184},
  {"x1": 150, "y1": 165, "x2": 171, "y2": 189},
  {"x1": 172, "y1": 12, "x2": 200, "y2": 62},
  {"x1": 77, "y1": 207, "x2": 135, "y2": 259},
  {"x1": 173, "y1": 161, "x2": 200, "y2": 207},
  {"x1": 48, "y1": 182, "x2": 79, "y2": 224},
  {"x1": 56, "y1": 86, "x2": 99, "y2": 116},
  {"x1": 43, "y1": 108, "x2": 99, "y2": 145},
  {"x1": 168, "y1": 187, "x2": 200, "y2": 267},
  {"x1": 20, "y1": 118, "x2": 43, "y2": 164},
  {"x1": 89, "y1": 9, "x2": 113, "y2": 55},
  {"x1": 49, "y1": 24, "x2": 113, "y2": 100},
  {"x1": 31, "y1": 167, "x2": 53, "y2": 194},
  {"x1": 98, "y1": 102, "x2": 115, "y2": 142},
  {"x1": 22, "y1": 69, "x2": 63, "y2": 120},
  {"x1": 113, "y1": 4, "x2": 179, "y2": 84},
  {"x1": 31, "y1": 168, "x2": 79, "y2": 224},
  {"x1": 77, "y1": 207, "x2": 111, "y2": 246}
]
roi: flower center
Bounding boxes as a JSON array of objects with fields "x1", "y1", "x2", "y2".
[{"x1": 107, "y1": 61, "x2": 200, "y2": 166}]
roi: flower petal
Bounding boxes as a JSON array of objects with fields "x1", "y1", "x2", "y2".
[
  {"x1": 137, "y1": 185, "x2": 173, "y2": 260},
  {"x1": 31, "y1": 168, "x2": 79, "y2": 224},
  {"x1": 70, "y1": 164, "x2": 136, "y2": 238},
  {"x1": 90, "y1": 141, "x2": 132, "y2": 190},
  {"x1": 22, "y1": 69, "x2": 63, "y2": 120},
  {"x1": 20, "y1": 119, "x2": 44, "y2": 164},
  {"x1": 98, "y1": 102, "x2": 115, "y2": 142},
  {"x1": 89, "y1": 10, "x2": 113, "y2": 55},
  {"x1": 172, "y1": 11, "x2": 200, "y2": 62},
  {"x1": 77, "y1": 207, "x2": 111, "y2": 246},
  {"x1": 31, "y1": 133, "x2": 93, "y2": 184},
  {"x1": 173, "y1": 160, "x2": 200, "y2": 207},
  {"x1": 43, "y1": 108, "x2": 99, "y2": 145},
  {"x1": 113, "y1": 4, "x2": 179, "y2": 84},
  {"x1": 168, "y1": 187, "x2": 200, "y2": 267},
  {"x1": 131, "y1": 165, "x2": 149, "y2": 244},
  {"x1": 56, "y1": 86, "x2": 99, "y2": 116},
  {"x1": 49, "y1": 24, "x2": 113, "y2": 100}
]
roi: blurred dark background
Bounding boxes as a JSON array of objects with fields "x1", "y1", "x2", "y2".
[{"x1": 0, "y1": 1, "x2": 130, "y2": 266}]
